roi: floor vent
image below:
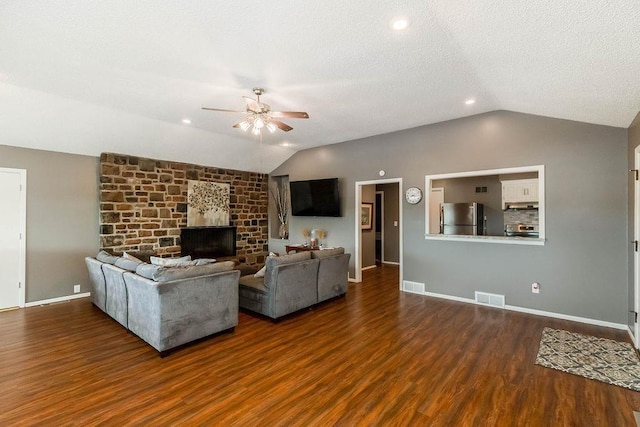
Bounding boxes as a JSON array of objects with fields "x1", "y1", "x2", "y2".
[
  {"x1": 402, "y1": 280, "x2": 425, "y2": 294},
  {"x1": 474, "y1": 291, "x2": 505, "y2": 308}
]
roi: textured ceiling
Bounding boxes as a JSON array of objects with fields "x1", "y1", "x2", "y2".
[{"x1": 1, "y1": 1, "x2": 639, "y2": 173}]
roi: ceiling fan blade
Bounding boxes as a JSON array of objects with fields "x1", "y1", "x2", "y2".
[
  {"x1": 270, "y1": 111, "x2": 309, "y2": 119},
  {"x1": 243, "y1": 96, "x2": 261, "y2": 113},
  {"x1": 270, "y1": 119, "x2": 293, "y2": 132},
  {"x1": 202, "y1": 107, "x2": 244, "y2": 113}
]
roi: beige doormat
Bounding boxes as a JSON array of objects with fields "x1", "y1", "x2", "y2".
[{"x1": 535, "y1": 327, "x2": 640, "y2": 392}]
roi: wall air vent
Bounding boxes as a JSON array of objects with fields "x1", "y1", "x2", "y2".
[
  {"x1": 402, "y1": 281, "x2": 425, "y2": 295},
  {"x1": 474, "y1": 291, "x2": 505, "y2": 308}
]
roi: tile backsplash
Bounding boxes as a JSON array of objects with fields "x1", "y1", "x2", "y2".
[{"x1": 504, "y1": 209, "x2": 539, "y2": 225}]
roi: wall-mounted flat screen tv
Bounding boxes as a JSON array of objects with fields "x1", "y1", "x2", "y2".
[{"x1": 290, "y1": 178, "x2": 341, "y2": 217}]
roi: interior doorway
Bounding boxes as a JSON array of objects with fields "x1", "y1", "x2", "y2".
[
  {"x1": 354, "y1": 178, "x2": 402, "y2": 289},
  {"x1": 0, "y1": 168, "x2": 26, "y2": 310}
]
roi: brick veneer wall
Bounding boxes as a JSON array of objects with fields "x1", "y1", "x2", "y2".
[{"x1": 99, "y1": 153, "x2": 268, "y2": 264}]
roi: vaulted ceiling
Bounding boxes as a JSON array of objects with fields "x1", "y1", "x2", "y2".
[{"x1": 1, "y1": 1, "x2": 639, "y2": 173}]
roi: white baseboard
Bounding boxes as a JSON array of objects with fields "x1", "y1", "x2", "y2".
[
  {"x1": 382, "y1": 261, "x2": 400, "y2": 266},
  {"x1": 418, "y1": 290, "x2": 627, "y2": 331},
  {"x1": 361, "y1": 265, "x2": 377, "y2": 271},
  {"x1": 26, "y1": 292, "x2": 91, "y2": 307}
]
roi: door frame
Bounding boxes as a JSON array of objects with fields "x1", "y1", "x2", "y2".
[
  {"x1": 633, "y1": 148, "x2": 640, "y2": 345},
  {"x1": 0, "y1": 167, "x2": 27, "y2": 308},
  {"x1": 355, "y1": 178, "x2": 402, "y2": 288},
  {"x1": 375, "y1": 190, "x2": 384, "y2": 263}
]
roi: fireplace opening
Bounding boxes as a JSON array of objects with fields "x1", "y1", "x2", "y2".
[{"x1": 180, "y1": 226, "x2": 237, "y2": 259}]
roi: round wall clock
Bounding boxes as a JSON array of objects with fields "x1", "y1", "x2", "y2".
[{"x1": 405, "y1": 187, "x2": 423, "y2": 204}]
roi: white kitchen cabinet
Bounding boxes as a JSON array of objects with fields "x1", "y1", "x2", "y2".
[{"x1": 502, "y1": 179, "x2": 539, "y2": 207}]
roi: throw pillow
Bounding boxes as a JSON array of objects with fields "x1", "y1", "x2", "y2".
[
  {"x1": 194, "y1": 258, "x2": 216, "y2": 266},
  {"x1": 96, "y1": 250, "x2": 119, "y2": 264},
  {"x1": 150, "y1": 255, "x2": 192, "y2": 266},
  {"x1": 254, "y1": 265, "x2": 266, "y2": 278},
  {"x1": 123, "y1": 251, "x2": 143, "y2": 263}
]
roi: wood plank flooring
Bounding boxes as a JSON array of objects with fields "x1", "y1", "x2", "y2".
[{"x1": 1, "y1": 265, "x2": 639, "y2": 426}]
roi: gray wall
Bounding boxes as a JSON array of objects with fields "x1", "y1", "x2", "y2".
[
  {"x1": 377, "y1": 183, "x2": 400, "y2": 263},
  {"x1": 272, "y1": 110, "x2": 628, "y2": 324},
  {"x1": 0, "y1": 145, "x2": 99, "y2": 302},
  {"x1": 628, "y1": 111, "x2": 640, "y2": 331}
]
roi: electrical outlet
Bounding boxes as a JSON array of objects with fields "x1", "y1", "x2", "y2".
[
  {"x1": 531, "y1": 282, "x2": 540, "y2": 294},
  {"x1": 73, "y1": 285, "x2": 80, "y2": 294}
]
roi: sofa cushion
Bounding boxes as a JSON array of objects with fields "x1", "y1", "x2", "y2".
[
  {"x1": 265, "y1": 251, "x2": 311, "y2": 269},
  {"x1": 151, "y1": 261, "x2": 235, "y2": 282},
  {"x1": 135, "y1": 263, "x2": 161, "y2": 280},
  {"x1": 310, "y1": 247, "x2": 345, "y2": 259},
  {"x1": 96, "y1": 250, "x2": 119, "y2": 264},
  {"x1": 239, "y1": 275, "x2": 268, "y2": 293},
  {"x1": 149, "y1": 255, "x2": 192, "y2": 266},
  {"x1": 114, "y1": 257, "x2": 143, "y2": 272}
]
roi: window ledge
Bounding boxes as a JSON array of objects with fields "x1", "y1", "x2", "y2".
[{"x1": 425, "y1": 234, "x2": 545, "y2": 246}]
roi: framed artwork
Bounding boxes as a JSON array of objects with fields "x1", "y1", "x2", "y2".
[
  {"x1": 361, "y1": 203, "x2": 373, "y2": 230},
  {"x1": 187, "y1": 180, "x2": 230, "y2": 226}
]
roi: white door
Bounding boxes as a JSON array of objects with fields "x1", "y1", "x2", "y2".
[{"x1": 0, "y1": 169, "x2": 25, "y2": 310}]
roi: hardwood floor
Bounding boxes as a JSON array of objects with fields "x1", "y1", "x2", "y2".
[{"x1": 1, "y1": 265, "x2": 639, "y2": 426}]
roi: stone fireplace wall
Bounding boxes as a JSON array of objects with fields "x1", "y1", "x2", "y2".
[{"x1": 99, "y1": 153, "x2": 268, "y2": 264}]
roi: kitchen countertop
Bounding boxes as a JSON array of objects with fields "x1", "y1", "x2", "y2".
[{"x1": 425, "y1": 233, "x2": 545, "y2": 246}]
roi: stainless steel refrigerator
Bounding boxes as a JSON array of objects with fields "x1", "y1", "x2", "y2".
[{"x1": 440, "y1": 202, "x2": 484, "y2": 235}]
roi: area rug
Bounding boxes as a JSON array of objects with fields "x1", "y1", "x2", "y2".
[{"x1": 535, "y1": 327, "x2": 640, "y2": 391}]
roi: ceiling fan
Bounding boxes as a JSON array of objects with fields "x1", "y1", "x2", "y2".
[{"x1": 202, "y1": 88, "x2": 309, "y2": 135}]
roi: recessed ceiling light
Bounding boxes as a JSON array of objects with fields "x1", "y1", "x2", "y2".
[
  {"x1": 281, "y1": 142, "x2": 292, "y2": 147},
  {"x1": 182, "y1": 119, "x2": 191, "y2": 124},
  {"x1": 465, "y1": 99, "x2": 476, "y2": 105},
  {"x1": 391, "y1": 18, "x2": 409, "y2": 31}
]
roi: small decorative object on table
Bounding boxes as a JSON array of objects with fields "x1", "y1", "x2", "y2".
[
  {"x1": 301, "y1": 228, "x2": 311, "y2": 246},
  {"x1": 316, "y1": 229, "x2": 327, "y2": 248}
]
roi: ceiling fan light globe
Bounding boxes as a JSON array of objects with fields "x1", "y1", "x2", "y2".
[
  {"x1": 251, "y1": 126, "x2": 261, "y2": 136},
  {"x1": 239, "y1": 120, "x2": 251, "y2": 132},
  {"x1": 254, "y1": 117, "x2": 265, "y2": 129},
  {"x1": 266, "y1": 122, "x2": 277, "y2": 133}
]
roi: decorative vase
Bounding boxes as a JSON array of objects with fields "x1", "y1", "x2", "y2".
[{"x1": 279, "y1": 222, "x2": 288, "y2": 239}]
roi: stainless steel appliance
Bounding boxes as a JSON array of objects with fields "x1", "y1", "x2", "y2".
[
  {"x1": 441, "y1": 202, "x2": 484, "y2": 235},
  {"x1": 504, "y1": 223, "x2": 539, "y2": 237}
]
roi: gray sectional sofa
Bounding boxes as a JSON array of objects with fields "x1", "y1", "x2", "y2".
[
  {"x1": 238, "y1": 248, "x2": 350, "y2": 320},
  {"x1": 85, "y1": 252, "x2": 240, "y2": 355}
]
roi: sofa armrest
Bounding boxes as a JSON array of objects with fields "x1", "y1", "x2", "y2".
[
  {"x1": 317, "y1": 253, "x2": 351, "y2": 302},
  {"x1": 85, "y1": 257, "x2": 106, "y2": 311},
  {"x1": 123, "y1": 270, "x2": 240, "y2": 352},
  {"x1": 267, "y1": 258, "x2": 319, "y2": 318}
]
